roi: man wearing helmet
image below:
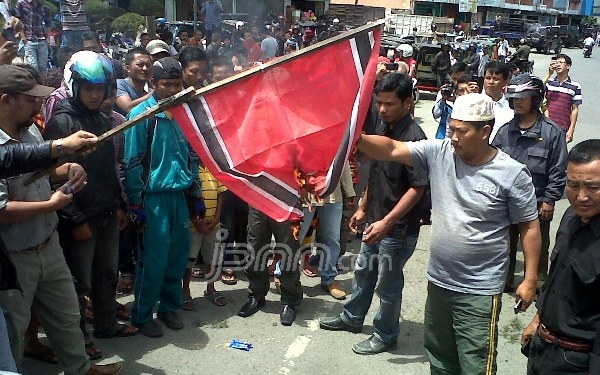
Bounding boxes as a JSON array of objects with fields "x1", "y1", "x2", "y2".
[
  {"x1": 394, "y1": 44, "x2": 416, "y2": 78},
  {"x1": 44, "y1": 51, "x2": 139, "y2": 352},
  {"x1": 492, "y1": 73, "x2": 568, "y2": 292}
]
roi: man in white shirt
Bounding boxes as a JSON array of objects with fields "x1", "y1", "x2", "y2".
[
  {"x1": 497, "y1": 36, "x2": 509, "y2": 63},
  {"x1": 583, "y1": 34, "x2": 594, "y2": 55},
  {"x1": 483, "y1": 60, "x2": 513, "y2": 142}
]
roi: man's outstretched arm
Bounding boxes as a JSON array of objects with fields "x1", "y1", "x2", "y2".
[{"x1": 357, "y1": 134, "x2": 414, "y2": 166}]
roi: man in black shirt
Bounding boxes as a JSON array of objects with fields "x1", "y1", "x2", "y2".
[
  {"x1": 320, "y1": 73, "x2": 428, "y2": 355},
  {"x1": 521, "y1": 139, "x2": 600, "y2": 374}
]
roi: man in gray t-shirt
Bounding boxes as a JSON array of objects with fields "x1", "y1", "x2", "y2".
[{"x1": 357, "y1": 93, "x2": 541, "y2": 375}]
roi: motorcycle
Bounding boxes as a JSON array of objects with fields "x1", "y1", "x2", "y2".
[{"x1": 583, "y1": 46, "x2": 592, "y2": 58}]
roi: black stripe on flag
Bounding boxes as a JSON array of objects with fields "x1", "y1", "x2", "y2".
[
  {"x1": 353, "y1": 31, "x2": 373, "y2": 75},
  {"x1": 185, "y1": 99, "x2": 301, "y2": 214}
]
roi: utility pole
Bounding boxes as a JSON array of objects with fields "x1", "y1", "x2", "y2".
[{"x1": 194, "y1": 0, "x2": 198, "y2": 31}]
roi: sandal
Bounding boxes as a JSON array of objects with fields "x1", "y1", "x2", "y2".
[
  {"x1": 191, "y1": 267, "x2": 205, "y2": 279},
  {"x1": 204, "y1": 290, "x2": 227, "y2": 306},
  {"x1": 181, "y1": 294, "x2": 195, "y2": 311},
  {"x1": 274, "y1": 277, "x2": 281, "y2": 294},
  {"x1": 93, "y1": 323, "x2": 138, "y2": 339},
  {"x1": 85, "y1": 341, "x2": 102, "y2": 360},
  {"x1": 24, "y1": 344, "x2": 58, "y2": 364},
  {"x1": 221, "y1": 269, "x2": 238, "y2": 285}
]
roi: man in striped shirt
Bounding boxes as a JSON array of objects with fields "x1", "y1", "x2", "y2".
[{"x1": 543, "y1": 54, "x2": 582, "y2": 143}]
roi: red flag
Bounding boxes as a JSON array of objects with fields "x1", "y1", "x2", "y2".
[{"x1": 171, "y1": 24, "x2": 381, "y2": 222}]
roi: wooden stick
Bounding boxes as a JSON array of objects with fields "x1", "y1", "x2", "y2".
[{"x1": 24, "y1": 86, "x2": 198, "y2": 185}]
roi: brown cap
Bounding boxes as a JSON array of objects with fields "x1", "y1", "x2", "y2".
[{"x1": 0, "y1": 65, "x2": 55, "y2": 97}]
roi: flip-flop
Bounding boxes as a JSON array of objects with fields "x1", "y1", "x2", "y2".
[
  {"x1": 181, "y1": 294, "x2": 196, "y2": 311},
  {"x1": 204, "y1": 290, "x2": 227, "y2": 306},
  {"x1": 24, "y1": 344, "x2": 58, "y2": 364},
  {"x1": 93, "y1": 323, "x2": 138, "y2": 339},
  {"x1": 302, "y1": 265, "x2": 318, "y2": 277},
  {"x1": 221, "y1": 269, "x2": 238, "y2": 285}
]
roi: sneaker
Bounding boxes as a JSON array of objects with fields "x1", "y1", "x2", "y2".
[
  {"x1": 321, "y1": 280, "x2": 346, "y2": 300},
  {"x1": 135, "y1": 320, "x2": 163, "y2": 338},
  {"x1": 157, "y1": 311, "x2": 184, "y2": 330},
  {"x1": 86, "y1": 362, "x2": 123, "y2": 375}
]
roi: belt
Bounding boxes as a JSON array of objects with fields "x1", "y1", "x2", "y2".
[
  {"x1": 538, "y1": 325, "x2": 592, "y2": 353},
  {"x1": 20, "y1": 234, "x2": 53, "y2": 252}
]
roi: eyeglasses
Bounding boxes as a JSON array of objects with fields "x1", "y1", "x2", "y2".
[{"x1": 554, "y1": 61, "x2": 568, "y2": 65}]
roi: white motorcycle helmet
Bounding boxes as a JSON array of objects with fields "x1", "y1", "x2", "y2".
[{"x1": 396, "y1": 43, "x2": 413, "y2": 58}]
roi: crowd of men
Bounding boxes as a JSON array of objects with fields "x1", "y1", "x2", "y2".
[{"x1": 0, "y1": 3, "x2": 598, "y2": 375}]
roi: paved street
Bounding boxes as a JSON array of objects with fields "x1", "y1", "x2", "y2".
[{"x1": 24, "y1": 48, "x2": 598, "y2": 375}]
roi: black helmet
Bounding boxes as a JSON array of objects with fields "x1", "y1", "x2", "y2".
[{"x1": 506, "y1": 73, "x2": 545, "y2": 109}]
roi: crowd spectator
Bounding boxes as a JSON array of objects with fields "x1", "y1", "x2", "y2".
[
  {"x1": 320, "y1": 73, "x2": 427, "y2": 355},
  {"x1": 243, "y1": 31, "x2": 262, "y2": 63},
  {"x1": 543, "y1": 53, "x2": 581, "y2": 143},
  {"x1": 44, "y1": 52, "x2": 138, "y2": 357},
  {"x1": 188, "y1": 29, "x2": 204, "y2": 49},
  {"x1": 123, "y1": 57, "x2": 201, "y2": 338},
  {"x1": 483, "y1": 60, "x2": 513, "y2": 141},
  {"x1": 59, "y1": 0, "x2": 88, "y2": 51},
  {"x1": 14, "y1": 0, "x2": 51, "y2": 82},
  {"x1": 521, "y1": 139, "x2": 600, "y2": 375},
  {"x1": 492, "y1": 73, "x2": 568, "y2": 292},
  {"x1": 431, "y1": 43, "x2": 451, "y2": 88},
  {"x1": 201, "y1": 0, "x2": 222, "y2": 46},
  {"x1": 260, "y1": 26, "x2": 277, "y2": 60},
  {"x1": 205, "y1": 32, "x2": 221, "y2": 61},
  {"x1": 115, "y1": 47, "x2": 153, "y2": 116},
  {"x1": 0, "y1": 64, "x2": 122, "y2": 375}
]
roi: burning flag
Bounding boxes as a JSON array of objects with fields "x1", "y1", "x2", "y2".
[{"x1": 170, "y1": 22, "x2": 381, "y2": 222}]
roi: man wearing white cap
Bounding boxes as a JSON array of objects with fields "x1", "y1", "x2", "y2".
[{"x1": 356, "y1": 93, "x2": 541, "y2": 374}]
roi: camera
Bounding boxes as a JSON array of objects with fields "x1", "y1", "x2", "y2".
[{"x1": 441, "y1": 83, "x2": 455, "y2": 97}]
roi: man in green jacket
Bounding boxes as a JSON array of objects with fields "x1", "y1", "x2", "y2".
[{"x1": 124, "y1": 57, "x2": 201, "y2": 338}]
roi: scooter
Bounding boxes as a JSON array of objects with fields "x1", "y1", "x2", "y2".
[{"x1": 583, "y1": 46, "x2": 592, "y2": 58}]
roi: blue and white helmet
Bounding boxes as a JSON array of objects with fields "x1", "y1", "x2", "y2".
[{"x1": 64, "y1": 51, "x2": 115, "y2": 98}]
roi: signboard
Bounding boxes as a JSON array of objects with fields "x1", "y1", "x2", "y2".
[{"x1": 459, "y1": 0, "x2": 478, "y2": 13}]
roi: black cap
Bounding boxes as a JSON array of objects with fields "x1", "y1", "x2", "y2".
[{"x1": 152, "y1": 57, "x2": 182, "y2": 80}]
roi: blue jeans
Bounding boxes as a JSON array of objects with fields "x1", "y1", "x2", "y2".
[
  {"x1": 24, "y1": 40, "x2": 48, "y2": 74},
  {"x1": 0, "y1": 309, "x2": 17, "y2": 372},
  {"x1": 298, "y1": 203, "x2": 343, "y2": 285},
  {"x1": 341, "y1": 233, "x2": 419, "y2": 343}
]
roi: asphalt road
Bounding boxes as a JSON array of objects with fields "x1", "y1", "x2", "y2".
[{"x1": 23, "y1": 47, "x2": 598, "y2": 375}]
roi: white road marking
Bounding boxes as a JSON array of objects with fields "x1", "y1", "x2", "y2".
[{"x1": 278, "y1": 335, "x2": 312, "y2": 374}]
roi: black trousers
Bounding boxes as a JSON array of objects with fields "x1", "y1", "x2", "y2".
[
  {"x1": 244, "y1": 207, "x2": 303, "y2": 305},
  {"x1": 527, "y1": 333, "x2": 590, "y2": 374}
]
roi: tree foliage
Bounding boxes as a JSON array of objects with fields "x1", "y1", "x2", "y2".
[
  {"x1": 127, "y1": 0, "x2": 163, "y2": 16},
  {"x1": 582, "y1": 16, "x2": 598, "y2": 27},
  {"x1": 42, "y1": 0, "x2": 58, "y2": 15},
  {"x1": 112, "y1": 12, "x2": 146, "y2": 37},
  {"x1": 86, "y1": 0, "x2": 127, "y2": 32}
]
